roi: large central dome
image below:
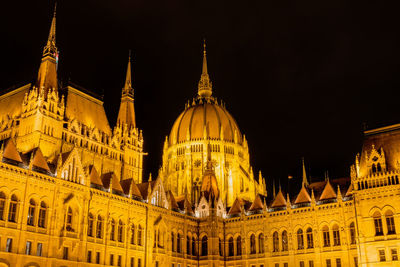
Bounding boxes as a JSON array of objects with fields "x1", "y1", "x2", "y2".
[{"x1": 169, "y1": 99, "x2": 242, "y2": 145}]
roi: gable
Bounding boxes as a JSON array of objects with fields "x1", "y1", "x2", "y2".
[{"x1": 59, "y1": 148, "x2": 86, "y2": 185}]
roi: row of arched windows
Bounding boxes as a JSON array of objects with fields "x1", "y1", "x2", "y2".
[{"x1": 373, "y1": 211, "x2": 396, "y2": 236}]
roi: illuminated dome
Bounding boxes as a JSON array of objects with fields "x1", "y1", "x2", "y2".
[{"x1": 169, "y1": 99, "x2": 242, "y2": 145}]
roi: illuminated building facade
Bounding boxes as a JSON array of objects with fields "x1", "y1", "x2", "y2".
[{"x1": 0, "y1": 8, "x2": 399, "y2": 267}]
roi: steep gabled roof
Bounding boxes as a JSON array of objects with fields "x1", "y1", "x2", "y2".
[
  {"x1": 319, "y1": 180, "x2": 337, "y2": 201},
  {"x1": 294, "y1": 185, "x2": 311, "y2": 204},
  {"x1": 249, "y1": 194, "x2": 264, "y2": 211},
  {"x1": 101, "y1": 172, "x2": 124, "y2": 193},
  {"x1": 30, "y1": 148, "x2": 50, "y2": 172},
  {"x1": 3, "y1": 139, "x2": 22, "y2": 163},
  {"x1": 120, "y1": 178, "x2": 132, "y2": 195},
  {"x1": 88, "y1": 165, "x2": 103, "y2": 186},
  {"x1": 166, "y1": 191, "x2": 179, "y2": 210},
  {"x1": 271, "y1": 190, "x2": 287, "y2": 208},
  {"x1": 345, "y1": 183, "x2": 353, "y2": 197},
  {"x1": 137, "y1": 181, "x2": 156, "y2": 200}
]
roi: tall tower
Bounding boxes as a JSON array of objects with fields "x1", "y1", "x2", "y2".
[{"x1": 17, "y1": 5, "x2": 65, "y2": 157}]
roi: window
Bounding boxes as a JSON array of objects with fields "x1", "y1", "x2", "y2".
[
  {"x1": 282, "y1": 231, "x2": 288, "y2": 251},
  {"x1": 374, "y1": 212, "x2": 383, "y2": 236},
  {"x1": 300, "y1": 261, "x2": 305, "y2": 267},
  {"x1": 379, "y1": 249, "x2": 386, "y2": 262},
  {"x1": 8, "y1": 194, "x2": 18, "y2": 222},
  {"x1": 87, "y1": 250, "x2": 92, "y2": 263},
  {"x1": 131, "y1": 224, "x2": 136, "y2": 244},
  {"x1": 297, "y1": 229, "x2": 304, "y2": 249},
  {"x1": 284, "y1": 264, "x2": 288, "y2": 267},
  {"x1": 177, "y1": 233, "x2": 181, "y2": 253},
  {"x1": 275, "y1": 264, "x2": 279, "y2": 267},
  {"x1": 309, "y1": 260, "x2": 314, "y2": 267},
  {"x1": 332, "y1": 225, "x2": 340, "y2": 246},
  {"x1": 236, "y1": 236, "x2": 242, "y2": 255},
  {"x1": 386, "y1": 211, "x2": 396, "y2": 234},
  {"x1": 228, "y1": 237, "x2": 234, "y2": 256},
  {"x1": 27, "y1": 199, "x2": 36, "y2": 226},
  {"x1": 138, "y1": 225, "x2": 143, "y2": 246},
  {"x1": 88, "y1": 213, "x2": 94, "y2": 236},
  {"x1": 273, "y1": 231, "x2": 279, "y2": 252},
  {"x1": 25, "y1": 241, "x2": 32, "y2": 255},
  {"x1": 192, "y1": 236, "x2": 197, "y2": 256},
  {"x1": 326, "y1": 259, "x2": 331, "y2": 267},
  {"x1": 96, "y1": 252, "x2": 101, "y2": 264},
  {"x1": 118, "y1": 255, "x2": 122, "y2": 267},
  {"x1": 187, "y1": 235, "x2": 191, "y2": 255},
  {"x1": 392, "y1": 249, "x2": 398, "y2": 261},
  {"x1": 66, "y1": 207, "x2": 73, "y2": 231},
  {"x1": 38, "y1": 202, "x2": 47, "y2": 228},
  {"x1": 323, "y1": 226, "x2": 330, "y2": 247},
  {"x1": 96, "y1": 215, "x2": 103, "y2": 238},
  {"x1": 349, "y1": 222, "x2": 356, "y2": 244},
  {"x1": 118, "y1": 220, "x2": 124, "y2": 242},
  {"x1": 171, "y1": 232, "x2": 175, "y2": 252},
  {"x1": 219, "y1": 238, "x2": 223, "y2": 256},
  {"x1": 250, "y1": 234, "x2": 256, "y2": 254},
  {"x1": 259, "y1": 233, "x2": 264, "y2": 253},
  {"x1": 130, "y1": 257, "x2": 135, "y2": 267},
  {"x1": 306, "y1": 228, "x2": 314, "y2": 248},
  {"x1": 201, "y1": 236, "x2": 208, "y2": 256},
  {"x1": 353, "y1": 257, "x2": 358, "y2": 267},
  {"x1": 37, "y1": 243, "x2": 43, "y2": 256},
  {"x1": 63, "y1": 247, "x2": 69, "y2": 260},
  {"x1": 6, "y1": 238, "x2": 12, "y2": 252},
  {"x1": 110, "y1": 254, "x2": 114, "y2": 265},
  {"x1": 336, "y1": 258, "x2": 341, "y2": 267},
  {"x1": 0, "y1": 192, "x2": 5, "y2": 220},
  {"x1": 110, "y1": 219, "x2": 116, "y2": 241},
  {"x1": 138, "y1": 258, "x2": 142, "y2": 267}
]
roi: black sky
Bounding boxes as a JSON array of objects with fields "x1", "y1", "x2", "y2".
[{"x1": 1, "y1": 0, "x2": 399, "y2": 194}]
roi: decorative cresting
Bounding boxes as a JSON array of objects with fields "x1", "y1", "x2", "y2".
[{"x1": 197, "y1": 40, "x2": 212, "y2": 98}]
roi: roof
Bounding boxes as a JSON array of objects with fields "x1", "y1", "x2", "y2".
[
  {"x1": 101, "y1": 172, "x2": 123, "y2": 193},
  {"x1": 271, "y1": 190, "x2": 287, "y2": 208},
  {"x1": 65, "y1": 86, "x2": 111, "y2": 135},
  {"x1": 319, "y1": 180, "x2": 337, "y2": 201},
  {"x1": 294, "y1": 185, "x2": 311, "y2": 204},
  {"x1": 3, "y1": 139, "x2": 22, "y2": 163},
  {"x1": 166, "y1": 191, "x2": 179, "y2": 210},
  {"x1": 137, "y1": 181, "x2": 156, "y2": 200},
  {"x1": 88, "y1": 166, "x2": 103, "y2": 186},
  {"x1": 0, "y1": 84, "x2": 30, "y2": 121},
  {"x1": 169, "y1": 100, "x2": 242, "y2": 145},
  {"x1": 249, "y1": 194, "x2": 264, "y2": 211},
  {"x1": 228, "y1": 197, "x2": 252, "y2": 215},
  {"x1": 30, "y1": 148, "x2": 50, "y2": 172}
]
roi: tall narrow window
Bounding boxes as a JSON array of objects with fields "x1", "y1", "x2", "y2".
[
  {"x1": 171, "y1": 232, "x2": 175, "y2": 252},
  {"x1": 349, "y1": 222, "x2": 356, "y2": 244},
  {"x1": 326, "y1": 259, "x2": 331, "y2": 267},
  {"x1": 0, "y1": 192, "x2": 6, "y2": 220},
  {"x1": 110, "y1": 219, "x2": 116, "y2": 241},
  {"x1": 379, "y1": 249, "x2": 386, "y2": 262},
  {"x1": 391, "y1": 249, "x2": 398, "y2": 261},
  {"x1": 273, "y1": 231, "x2": 279, "y2": 252},
  {"x1": 96, "y1": 215, "x2": 103, "y2": 238},
  {"x1": 6, "y1": 238, "x2": 12, "y2": 252},
  {"x1": 37, "y1": 243, "x2": 43, "y2": 256},
  {"x1": 87, "y1": 250, "x2": 92, "y2": 263},
  {"x1": 63, "y1": 247, "x2": 69, "y2": 260},
  {"x1": 297, "y1": 229, "x2": 304, "y2": 249},
  {"x1": 332, "y1": 225, "x2": 340, "y2": 246},
  {"x1": 187, "y1": 235, "x2": 190, "y2": 255},
  {"x1": 38, "y1": 201, "x2": 47, "y2": 228},
  {"x1": 306, "y1": 228, "x2": 314, "y2": 248},
  {"x1": 281, "y1": 231, "x2": 288, "y2": 251},
  {"x1": 130, "y1": 224, "x2": 135, "y2": 244},
  {"x1": 228, "y1": 237, "x2": 234, "y2": 256},
  {"x1": 374, "y1": 212, "x2": 383, "y2": 236},
  {"x1": 8, "y1": 194, "x2": 18, "y2": 222},
  {"x1": 25, "y1": 241, "x2": 32, "y2": 255},
  {"x1": 336, "y1": 258, "x2": 342, "y2": 267},
  {"x1": 323, "y1": 226, "x2": 330, "y2": 247},
  {"x1": 177, "y1": 233, "x2": 181, "y2": 253},
  {"x1": 118, "y1": 220, "x2": 124, "y2": 242},
  {"x1": 386, "y1": 211, "x2": 396, "y2": 234},
  {"x1": 96, "y1": 252, "x2": 101, "y2": 264},
  {"x1": 201, "y1": 236, "x2": 208, "y2": 256},
  {"x1": 66, "y1": 207, "x2": 73, "y2": 231},
  {"x1": 27, "y1": 199, "x2": 36, "y2": 226},
  {"x1": 250, "y1": 234, "x2": 256, "y2": 254},
  {"x1": 88, "y1": 213, "x2": 94, "y2": 236},
  {"x1": 192, "y1": 236, "x2": 197, "y2": 256},
  {"x1": 236, "y1": 236, "x2": 242, "y2": 256},
  {"x1": 219, "y1": 238, "x2": 223, "y2": 256},
  {"x1": 258, "y1": 233, "x2": 264, "y2": 253},
  {"x1": 138, "y1": 225, "x2": 143, "y2": 246}
]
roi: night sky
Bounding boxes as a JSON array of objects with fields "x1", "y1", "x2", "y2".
[{"x1": 1, "y1": 1, "x2": 399, "y2": 195}]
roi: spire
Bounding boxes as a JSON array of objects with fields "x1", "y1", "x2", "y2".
[
  {"x1": 35, "y1": 3, "x2": 58, "y2": 96},
  {"x1": 116, "y1": 52, "x2": 136, "y2": 129},
  {"x1": 197, "y1": 39, "x2": 213, "y2": 98},
  {"x1": 302, "y1": 157, "x2": 309, "y2": 187}
]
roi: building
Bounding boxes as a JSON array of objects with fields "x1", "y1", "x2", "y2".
[{"x1": 0, "y1": 8, "x2": 399, "y2": 267}]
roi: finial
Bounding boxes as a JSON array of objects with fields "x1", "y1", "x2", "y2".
[
  {"x1": 198, "y1": 39, "x2": 212, "y2": 98},
  {"x1": 302, "y1": 157, "x2": 309, "y2": 187},
  {"x1": 149, "y1": 173, "x2": 152, "y2": 182},
  {"x1": 122, "y1": 51, "x2": 133, "y2": 96}
]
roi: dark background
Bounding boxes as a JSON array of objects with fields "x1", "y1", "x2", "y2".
[{"x1": 0, "y1": 0, "x2": 399, "y2": 195}]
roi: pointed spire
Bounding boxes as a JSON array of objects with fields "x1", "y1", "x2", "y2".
[
  {"x1": 197, "y1": 39, "x2": 212, "y2": 98},
  {"x1": 302, "y1": 157, "x2": 309, "y2": 187},
  {"x1": 273, "y1": 178, "x2": 276, "y2": 198},
  {"x1": 122, "y1": 50, "x2": 134, "y2": 97}
]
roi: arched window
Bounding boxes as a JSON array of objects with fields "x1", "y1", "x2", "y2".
[
  {"x1": 297, "y1": 229, "x2": 304, "y2": 249},
  {"x1": 273, "y1": 231, "x2": 279, "y2": 252},
  {"x1": 332, "y1": 225, "x2": 340, "y2": 246},
  {"x1": 236, "y1": 236, "x2": 242, "y2": 256},
  {"x1": 258, "y1": 233, "x2": 264, "y2": 253},
  {"x1": 38, "y1": 201, "x2": 47, "y2": 228},
  {"x1": 349, "y1": 222, "x2": 356, "y2": 244},
  {"x1": 192, "y1": 236, "x2": 196, "y2": 256},
  {"x1": 219, "y1": 238, "x2": 223, "y2": 256},
  {"x1": 0, "y1": 192, "x2": 5, "y2": 220},
  {"x1": 250, "y1": 234, "x2": 256, "y2": 254},
  {"x1": 377, "y1": 163, "x2": 382, "y2": 172},
  {"x1": 171, "y1": 232, "x2": 175, "y2": 252},
  {"x1": 96, "y1": 215, "x2": 103, "y2": 238},
  {"x1": 201, "y1": 236, "x2": 208, "y2": 256},
  {"x1": 138, "y1": 225, "x2": 143, "y2": 246},
  {"x1": 118, "y1": 220, "x2": 124, "y2": 242},
  {"x1": 323, "y1": 226, "x2": 330, "y2": 247},
  {"x1": 27, "y1": 199, "x2": 36, "y2": 226},
  {"x1": 386, "y1": 211, "x2": 396, "y2": 234},
  {"x1": 373, "y1": 212, "x2": 383, "y2": 236},
  {"x1": 306, "y1": 228, "x2": 314, "y2": 248},
  {"x1": 187, "y1": 235, "x2": 191, "y2": 255},
  {"x1": 110, "y1": 219, "x2": 116, "y2": 241},
  {"x1": 8, "y1": 194, "x2": 18, "y2": 222},
  {"x1": 281, "y1": 231, "x2": 288, "y2": 251},
  {"x1": 177, "y1": 233, "x2": 181, "y2": 253},
  {"x1": 228, "y1": 237, "x2": 234, "y2": 256},
  {"x1": 88, "y1": 213, "x2": 94, "y2": 236},
  {"x1": 130, "y1": 224, "x2": 135, "y2": 244},
  {"x1": 372, "y1": 164, "x2": 377, "y2": 173},
  {"x1": 66, "y1": 207, "x2": 73, "y2": 231}
]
